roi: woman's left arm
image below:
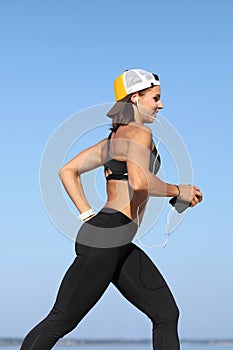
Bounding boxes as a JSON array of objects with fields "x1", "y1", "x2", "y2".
[{"x1": 58, "y1": 138, "x2": 107, "y2": 215}]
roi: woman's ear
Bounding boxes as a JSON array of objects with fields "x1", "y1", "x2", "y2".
[{"x1": 130, "y1": 93, "x2": 139, "y2": 104}]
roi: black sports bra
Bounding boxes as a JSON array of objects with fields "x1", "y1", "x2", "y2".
[{"x1": 104, "y1": 131, "x2": 161, "y2": 182}]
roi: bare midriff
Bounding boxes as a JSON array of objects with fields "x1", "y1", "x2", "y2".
[{"x1": 103, "y1": 170, "x2": 148, "y2": 225}]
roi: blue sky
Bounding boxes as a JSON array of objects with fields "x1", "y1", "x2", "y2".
[{"x1": 1, "y1": 0, "x2": 233, "y2": 340}]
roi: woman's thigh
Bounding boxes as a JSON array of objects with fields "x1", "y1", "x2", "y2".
[
  {"x1": 112, "y1": 244, "x2": 179, "y2": 320},
  {"x1": 47, "y1": 244, "x2": 119, "y2": 327}
]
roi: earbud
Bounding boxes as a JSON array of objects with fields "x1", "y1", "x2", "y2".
[{"x1": 134, "y1": 96, "x2": 139, "y2": 105}]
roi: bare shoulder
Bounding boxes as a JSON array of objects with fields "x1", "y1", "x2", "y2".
[{"x1": 120, "y1": 123, "x2": 152, "y2": 148}]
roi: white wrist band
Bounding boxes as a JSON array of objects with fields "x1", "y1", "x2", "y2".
[{"x1": 78, "y1": 208, "x2": 95, "y2": 221}]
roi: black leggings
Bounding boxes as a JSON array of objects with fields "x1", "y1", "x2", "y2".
[{"x1": 20, "y1": 209, "x2": 180, "y2": 350}]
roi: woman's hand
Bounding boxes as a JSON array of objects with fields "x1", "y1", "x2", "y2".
[{"x1": 178, "y1": 185, "x2": 203, "y2": 208}]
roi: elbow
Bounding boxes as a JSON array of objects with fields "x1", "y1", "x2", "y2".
[
  {"x1": 58, "y1": 167, "x2": 65, "y2": 181},
  {"x1": 129, "y1": 177, "x2": 148, "y2": 193},
  {"x1": 58, "y1": 166, "x2": 77, "y2": 181}
]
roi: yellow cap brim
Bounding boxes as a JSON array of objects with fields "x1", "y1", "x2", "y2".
[{"x1": 114, "y1": 73, "x2": 128, "y2": 101}]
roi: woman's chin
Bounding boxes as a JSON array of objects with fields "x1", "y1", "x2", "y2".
[{"x1": 146, "y1": 117, "x2": 155, "y2": 124}]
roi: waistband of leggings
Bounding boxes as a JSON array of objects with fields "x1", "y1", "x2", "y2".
[{"x1": 98, "y1": 207, "x2": 137, "y2": 227}]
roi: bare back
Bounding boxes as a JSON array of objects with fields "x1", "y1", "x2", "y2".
[{"x1": 101, "y1": 124, "x2": 151, "y2": 224}]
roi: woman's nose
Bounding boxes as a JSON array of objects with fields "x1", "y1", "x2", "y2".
[{"x1": 158, "y1": 100, "x2": 164, "y2": 109}]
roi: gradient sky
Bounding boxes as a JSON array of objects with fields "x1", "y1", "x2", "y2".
[{"x1": 1, "y1": 0, "x2": 233, "y2": 340}]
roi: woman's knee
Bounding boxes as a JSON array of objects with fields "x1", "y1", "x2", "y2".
[
  {"x1": 151, "y1": 301, "x2": 180, "y2": 328},
  {"x1": 44, "y1": 309, "x2": 79, "y2": 337},
  {"x1": 167, "y1": 303, "x2": 180, "y2": 324}
]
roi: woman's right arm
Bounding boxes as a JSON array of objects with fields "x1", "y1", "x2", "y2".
[{"x1": 126, "y1": 126, "x2": 202, "y2": 207}]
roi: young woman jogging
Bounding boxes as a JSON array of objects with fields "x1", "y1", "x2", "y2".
[{"x1": 20, "y1": 68, "x2": 202, "y2": 350}]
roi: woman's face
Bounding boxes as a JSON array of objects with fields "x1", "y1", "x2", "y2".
[{"x1": 135, "y1": 86, "x2": 164, "y2": 123}]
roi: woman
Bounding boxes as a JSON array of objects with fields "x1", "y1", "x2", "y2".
[{"x1": 20, "y1": 68, "x2": 202, "y2": 349}]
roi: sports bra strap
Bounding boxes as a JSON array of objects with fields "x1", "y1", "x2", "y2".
[
  {"x1": 106, "y1": 131, "x2": 113, "y2": 155},
  {"x1": 105, "y1": 173, "x2": 128, "y2": 182}
]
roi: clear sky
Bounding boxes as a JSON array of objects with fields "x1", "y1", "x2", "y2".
[{"x1": 1, "y1": 0, "x2": 233, "y2": 341}]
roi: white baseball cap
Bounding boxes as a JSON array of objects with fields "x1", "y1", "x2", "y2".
[
  {"x1": 106, "y1": 68, "x2": 160, "y2": 118},
  {"x1": 113, "y1": 68, "x2": 160, "y2": 102}
]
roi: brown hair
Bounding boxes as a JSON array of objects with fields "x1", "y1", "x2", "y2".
[{"x1": 107, "y1": 95, "x2": 134, "y2": 132}]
